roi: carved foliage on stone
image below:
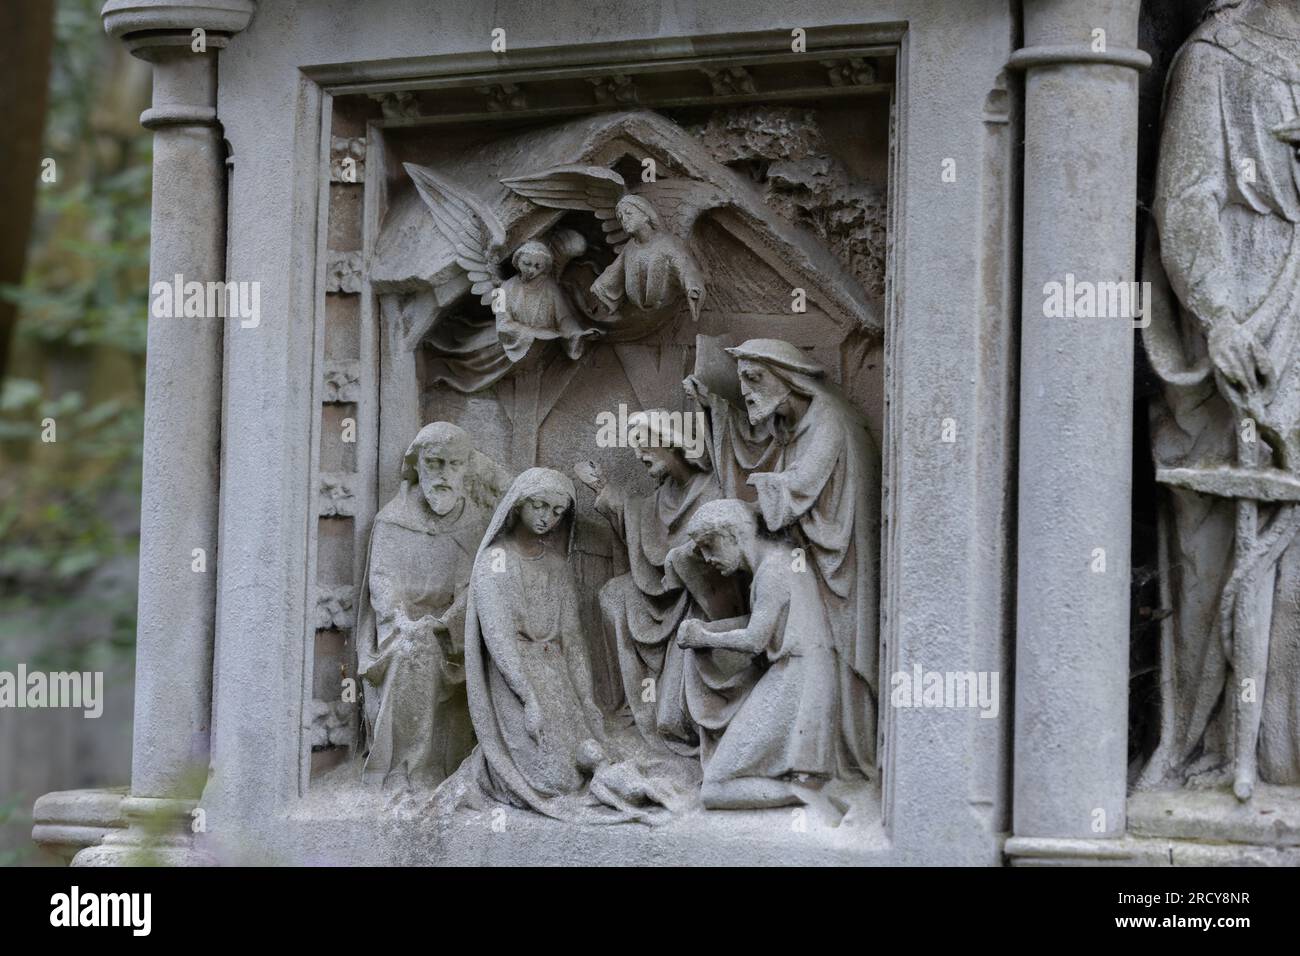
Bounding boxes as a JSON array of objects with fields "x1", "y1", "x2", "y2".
[
  {"x1": 322, "y1": 361, "x2": 361, "y2": 403},
  {"x1": 330, "y1": 136, "x2": 366, "y2": 183},
  {"x1": 689, "y1": 106, "x2": 887, "y2": 299},
  {"x1": 703, "y1": 66, "x2": 756, "y2": 96},
  {"x1": 822, "y1": 58, "x2": 877, "y2": 88},
  {"x1": 587, "y1": 74, "x2": 638, "y2": 106},
  {"x1": 479, "y1": 83, "x2": 528, "y2": 112},
  {"x1": 309, "y1": 699, "x2": 356, "y2": 749},
  {"x1": 368, "y1": 90, "x2": 420, "y2": 120},
  {"x1": 326, "y1": 252, "x2": 363, "y2": 294},
  {"x1": 315, "y1": 585, "x2": 356, "y2": 630},
  {"x1": 319, "y1": 473, "x2": 356, "y2": 517}
]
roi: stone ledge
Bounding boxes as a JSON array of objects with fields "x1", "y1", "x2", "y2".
[
  {"x1": 101, "y1": 0, "x2": 255, "y2": 41},
  {"x1": 31, "y1": 787, "x2": 128, "y2": 863},
  {"x1": 1128, "y1": 784, "x2": 1300, "y2": 847}
]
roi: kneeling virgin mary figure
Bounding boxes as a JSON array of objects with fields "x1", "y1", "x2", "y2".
[{"x1": 453, "y1": 467, "x2": 687, "y2": 823}]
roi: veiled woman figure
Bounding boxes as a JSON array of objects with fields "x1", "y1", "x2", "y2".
[{"x1": 456, "y1": 467, "x2": 682, "y2": 822}]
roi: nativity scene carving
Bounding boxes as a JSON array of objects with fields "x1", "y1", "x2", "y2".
[{"x1": 353, "y1": 107, "x2": 886, "y2": 822}]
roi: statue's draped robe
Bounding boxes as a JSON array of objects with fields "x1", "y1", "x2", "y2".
[
  {"x1": 591, "y1": 231, "x2": 704, "y2": 318},
  {"x1": 594, "y1": 468, "x2": 730, "y2": 755},
  {"x1": 1143, "y1": 16, "x2": 1300, "y2": 786},
  {"x1": 455, "y1": 469, "x2": 687, "y2": 823},
  {"x1": 426, "y1": 274, "x2": 592, "y2": 394},
  {"x1": 699, "y1": 380, "x2": 880, "y2": 775},
  {"x1": 683, "y1": 541, "x2": 838, "y2": 784},
  {"x1": 356, "y1": 490, "x2": 487, "y2": 787}
]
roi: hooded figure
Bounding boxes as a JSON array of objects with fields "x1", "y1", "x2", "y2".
[
  {"x1": 577, "y1": 410, "x2": 740, "y2": 756},
  {"x1": 453, "y1": 467, "x2": 683, "y2": 822},
  {"x1": 355, "y1": 422, "x2": 506, "y2": 789},
  {"x1": 686, "y1": 338, "x2": 881, "y2": 777},
  {"x1": 1141, "y1": 0, "x2": 1300, "y2": 791}
]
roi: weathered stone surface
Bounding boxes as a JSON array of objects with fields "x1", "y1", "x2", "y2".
[
  {"x1": 45, "y1": 0, "x2": 1258, "y2": 869},
  {"x1": 1142, "y1": 0, "x2": 1300, "y2": 804}
]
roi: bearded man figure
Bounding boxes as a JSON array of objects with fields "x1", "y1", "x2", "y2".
[
  {"x1": 355, "y1": 422, "x2": 507, "y2": 789},
  {"x1": 683, "y1": 338, "x2": 881, "y2": 777}
]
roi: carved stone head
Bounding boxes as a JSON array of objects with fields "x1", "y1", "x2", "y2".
[
  {"x1": 615, "y1": 194, "x2": 659, "y2": 238},
  {"x1": 726, "y1": 339, "x2": 826, "y2": 426},
  {"x1": 511, "y1": 240, "x2": 553, "y2": 282},
  {"x1": 404, "y1": 422, "x2": 472, "y2": 516},
  {"x1": 735, "y1": 359, "x2": 793, "y2": 425},
  {"x1": 686, "y1": 498, "x2": 758, "y2": 576},
  {"x1": 516, "y1": 488, "x2": 571, "y2": 536},
  {"x1": 626, "y1": 408, "x2": 707, "y2": 481}
]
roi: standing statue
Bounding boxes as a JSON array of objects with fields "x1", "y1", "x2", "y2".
[
  {"x1": 1142, "y1": 0, "x2": 1300, "y2": 799},
  {"x1": 454, "y1": 467, "x2": 684, "y2": 822},
  {"x1": 684, "y1": 338, "x2": 881, "y2": 777},
  {"x1": 676, "y1": 499, "x2": 839, "y2": 809},
  {"x1": 573, "y1": 410, "x2": 739, "y2": 756},
  {"x1": 405, "y1": 163, "x2": 599, "y2": 393},
  {"x1": 502, "y1": 165, "x2": 712, "y2": 336},
  {"x1": 356, "y1": 422, "x2": 507, "y2": 789}
]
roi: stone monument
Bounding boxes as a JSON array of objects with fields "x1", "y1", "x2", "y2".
[{"x1": 49, "y1": 0, "x2": 1292, "y2": 868}]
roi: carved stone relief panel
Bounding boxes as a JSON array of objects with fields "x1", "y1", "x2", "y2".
[{"x1": 310, "y1": 53, "x2": 892, "y2": 828}]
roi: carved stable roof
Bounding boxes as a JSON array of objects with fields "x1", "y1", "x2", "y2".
[{"x1": 371, "y1": 109, "x2": 881, "y2": 342}]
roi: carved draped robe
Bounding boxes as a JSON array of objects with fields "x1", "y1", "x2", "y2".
[
  {"x1": 356, "y1": 490, "x2": 487, "y2": 787},
  {"x1": 594, "y1": 468, "x2": 732, "y2": 755},
  {"x1": 591, "y1": 230, "x2": 704, "y2": 317},
  {"x1": 1143, "y1": 16, "x2": 1300, "y2": 786},
  {"x1": 425, "y1": 273, "x2": 592, "y2": 394},
  {"x1": 683, "y1": 538, "x2": 839, "y2": 786},
  {"x1": 699, "y1": 379, "x2": 881, "y2": 776}
]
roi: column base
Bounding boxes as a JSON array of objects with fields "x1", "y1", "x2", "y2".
[
  {"x1": 31, "y1": 787, "x2": 128, "y2": 863},
  {"x1": 67, "y1": 796, "x2": 216, "y2": 867},
  {"x1": 1006, "y1": 784, "x2": 1300, "y2": 865}
]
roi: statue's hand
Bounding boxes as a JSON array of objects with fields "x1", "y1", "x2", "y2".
[
  {"x1": 573, "y1": 460, "x2": 606, "y2": 493},
  {"x1": 686, "y1": 286, "x2": 704, "y2": 323},
  {"x1": 676, "y1": 619, "x2": 706, "y2": 650},
  {"x1": 1208, "y1": 322, "x2": 1272, "y2": 393},
  {"x1": 682, "y1": 374, "x2": 710, "y2": 403},
  {"x1": 662, "y1": 542, "x2": 696, "y2": 584}
]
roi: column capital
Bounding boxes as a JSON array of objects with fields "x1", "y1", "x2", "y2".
[{"x1": 101, "y1": 0, "x2": 255, "y2": 57}]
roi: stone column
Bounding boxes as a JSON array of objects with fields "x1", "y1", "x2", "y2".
[
  {"x1": 1008, "y1": 0, "x2": 1149, "y2": 846},
  {"x1": 69, "y1": 0, "x2": 254, "y2": 866}
]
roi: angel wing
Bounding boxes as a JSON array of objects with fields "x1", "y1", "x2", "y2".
[
  {"x1": 404, "y1": 162, "x2": 506, "y2": 304},
  {"x1": 634, "y1": 178, "x2": 731, "y2": 237},
  {"x1": 500, "y1": 164, "x2": 629, "y2": 248}
]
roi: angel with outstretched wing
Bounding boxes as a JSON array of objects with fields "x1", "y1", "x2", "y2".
[
  {"x1": 502, "y1": 165, "x2": 711, "y2": 331},
  {"x1": 405, "y1": 163, "x2": 599, "y2": 381}
]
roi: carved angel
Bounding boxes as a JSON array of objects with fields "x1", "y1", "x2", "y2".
[
  {"x1": 405, "y1": 163, "x2": 599, "y2": 368},
  {"x1": 501, "y1": 165, "x2": 712, "y2": 331}
]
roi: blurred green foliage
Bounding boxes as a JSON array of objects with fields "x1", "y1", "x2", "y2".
[
  {"x1": 0, "y1": 0, "x2": 149, "y2": 646},
  {"x1": 0, "y1": 795, "x2": 32, "y2": 866}
]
